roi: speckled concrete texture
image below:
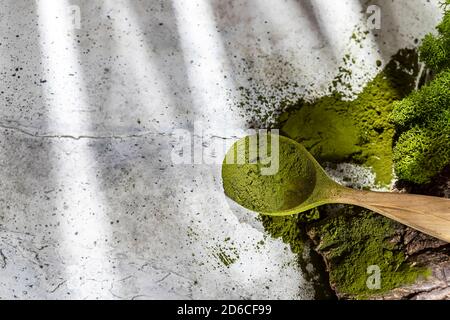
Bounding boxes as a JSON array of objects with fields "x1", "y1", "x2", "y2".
[{"x1": 0, "y1": 0, "x2": 442, "y2": 299}]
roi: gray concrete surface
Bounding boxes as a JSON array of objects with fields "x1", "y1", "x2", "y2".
[{"x1": 0, "y1": 0, "x2": 442, "y2": 299}]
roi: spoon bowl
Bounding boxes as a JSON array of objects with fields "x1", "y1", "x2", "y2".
[{"x1": 222, "y1": 134, "x2": 318, "y2": 214}]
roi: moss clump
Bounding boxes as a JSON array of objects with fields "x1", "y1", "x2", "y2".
[
  {"x1": 418, "y1": 0, "x2": 450, "y2": 71},
  {"x1": 281, "y1": 49, "x2": 419, "y2": 186},
  {"x1": 390, "y1": 71, "x2": 450, "y2": 127},
  {"x1": 307, "y1": 206, "x2": 429, "y2": 298},
  {"x1": 391, "y1": 93, "x2": 450, "y2": 184},
  {"x1": 391, "y1": 3, "x2": 450, "y2": 184}
]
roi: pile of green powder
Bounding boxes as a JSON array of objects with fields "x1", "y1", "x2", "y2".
[
  {"x1": 307, "y1": 206, "x2": 430, "y2": 298},
  {"x1": 280, "y1": 49, "x2": 419, "y2": 187},
  {"x1": 258, "y1": 49, "x2": 428, "y2": 298}
]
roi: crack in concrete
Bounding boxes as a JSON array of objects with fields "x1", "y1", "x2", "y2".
[
  {"x1": 0, "y1": 249, "x2": 7, "y2": 269},
  {"x1": 130, "y1": 294, "x2": 151, "y2": 300},
  {"x1": 108, "y1": 275, "x2": 137, "y2": 300},
  {"x1": 156, "y1": 272, "x2": 171, "y2": 283},
  {"x1": 0, "y1": 237, "x2": 47, "y2": 268},
  {"x1": 138, "y1": 262, "x2": 195, "y2": 283},
  {"x1": 48, "y1": 280, "x2": 67, "y2": 294},
  {"x1": 0, "y1": 122, "x2": 239, "y2": 141},
  {"x1": 0, "y1": 122, "x2": 159, "y2": 140}
]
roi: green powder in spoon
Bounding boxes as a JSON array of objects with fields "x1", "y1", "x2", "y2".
[{"x1": 222, "y1": 134, "x2": 316, "y2": 213}]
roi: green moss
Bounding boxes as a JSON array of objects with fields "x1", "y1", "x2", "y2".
[
  {"x1": 281, "y1": 49, "x2": 419, "y2": 186},
  {"x1": 391, "y1": 70, "x2": 450, "y2": 128},
  {"x1": 392, "y1": 122, "x2": 450, "y2": 184},
  {"x1": 390, "y1": 3, "x2": 450, "y2": 183},
  {"x1": 418, "y1": 0, "x2": 450, "y2": 71},
  {"x1": 308, "y1": 206, "x2": 429, "y2": 298}
]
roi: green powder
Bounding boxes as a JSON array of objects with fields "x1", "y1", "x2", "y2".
[
  {"x1": 261, "y1": 6, "x2": 447, "y2": 298},
  {"x1": 213, "y1": 245, "x2": 239, "y2": 267},
  {"x1": 222, "y1": 135, "x2": 316, "y2": 213},
  {"x1": 260, "y1": 205, "x2": 430, "y2": 299},
  {"x1": 281, "y1": 99, "x2": 361, "y2": 163},
  {"x1": 247, "y1": 49, "x2": 426, "y2": 298},
  {"x1": 308, "y1": 206, "x2": 430, "y2": 299},
  {"x1": 260, "y1": 209, "x2": 321, "y2": 254},
  {"x1": 280, "y1": 49, "x2": 419, "y2": 187}
]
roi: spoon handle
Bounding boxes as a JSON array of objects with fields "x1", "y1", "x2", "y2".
[{"x1": 335, "y1": 188, "x2": 450, "y2": 243}]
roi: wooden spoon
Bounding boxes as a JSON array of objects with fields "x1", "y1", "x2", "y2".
[{"x1": 222, "y1": 134, "x2": 450, "y2": 242}]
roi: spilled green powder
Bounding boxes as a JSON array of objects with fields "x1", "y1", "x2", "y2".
[
  {"x1": 307, "y1": 206, "x2": 430, "y2": 299},
  {"x1": 260, "y1": 209, "x2": 321, "y2": 255},
  {"x1": 213, "y1": 245, "x2": 239, "y2": 267},
  {"x1": 280, "y1": 49, "x2": 419, "y2": 187},
  {"x1": 260, "y1": 205, "x2": 430, "y2": 298},
  {"x1": 222, "y1": 135, "x2": 316, "y2": 213},
  {"x1": 241, "y1": 49, "x2": 427, "y2": 299},
  {"x1": 281, "y1": 99, "x2": 361, "y2": 163},
  {"x1": 227, "y1": 19, "x2": 441, "y2": 296}
]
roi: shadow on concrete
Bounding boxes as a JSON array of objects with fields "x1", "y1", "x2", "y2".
[
  {"x1": 0, "y1": 0, "x2": 69, "y2": 299},
  {"x1": 72, "y1": 0, "x2": 203, "y2": 299}
]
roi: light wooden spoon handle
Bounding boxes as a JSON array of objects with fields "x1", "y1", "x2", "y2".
[{"x1": 334, "y1": 188, "x2": 450, "y2": 243}]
